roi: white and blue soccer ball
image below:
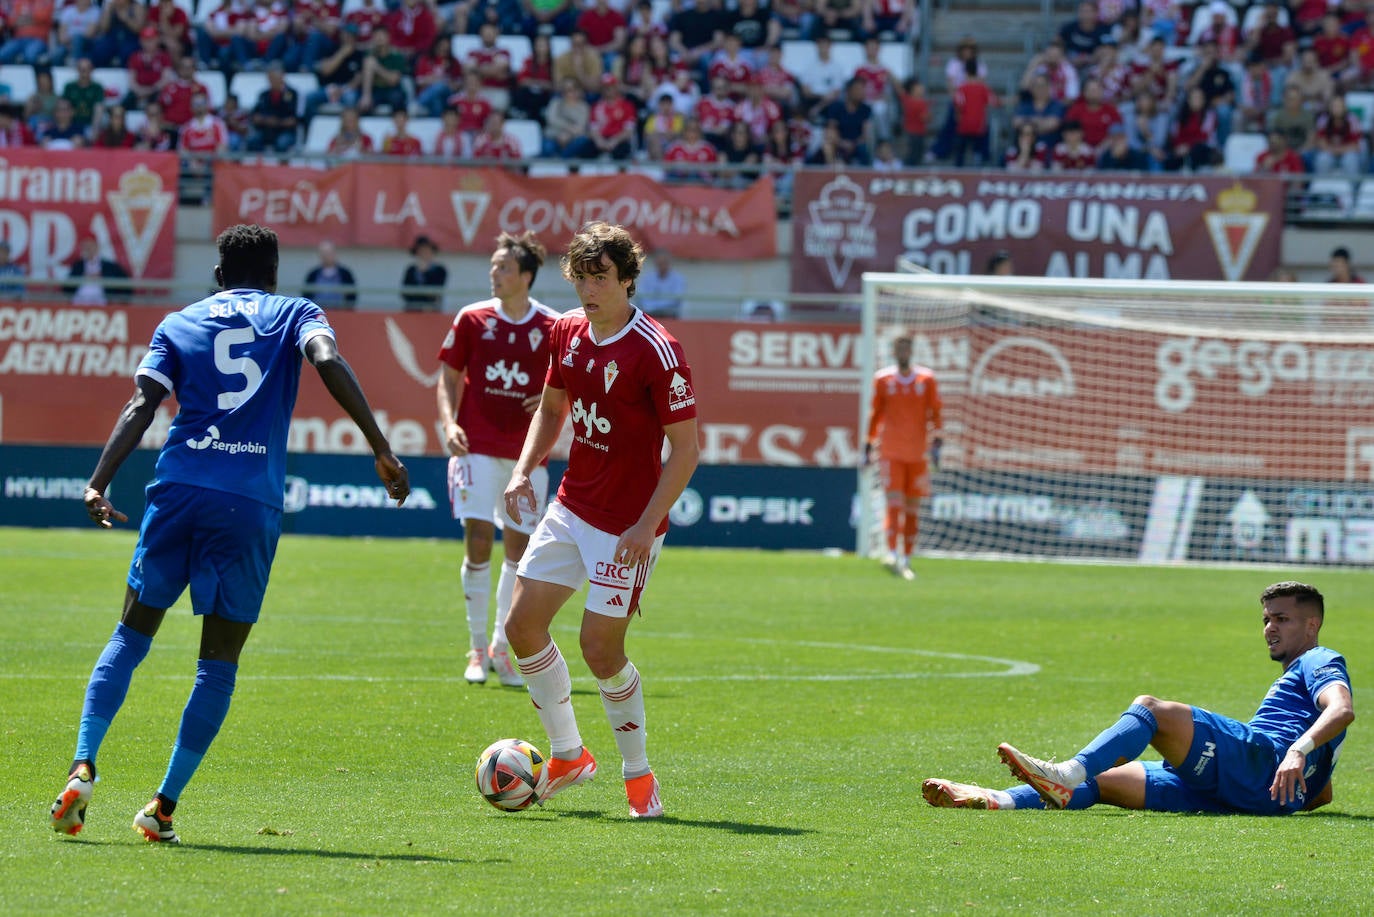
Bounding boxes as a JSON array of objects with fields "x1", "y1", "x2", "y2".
[{"x1": 475, "y1": 738, "x2": 549, "y2": 812}]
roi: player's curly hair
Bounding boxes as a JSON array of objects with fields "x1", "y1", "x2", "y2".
[
  {"x1": 216, "y1": 223, "x2": 279, "y2": 290},
  {"x1": 1261, "y1": 581, "x2": 1324, "y2": 617},
  {"x1": 561, "y1": 221, "x2": 643, "y2": 298},
  {"x1": 496, "y1": 230, "x2": 546, "y2": 287}
]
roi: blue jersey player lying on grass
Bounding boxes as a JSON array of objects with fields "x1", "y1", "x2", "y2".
[
  {"x1": 49, "y1": 223, "x2": 410, "y2": 844},
  {"x1": 923, "y1": 581, "x2": 1354, "y2": 814}
]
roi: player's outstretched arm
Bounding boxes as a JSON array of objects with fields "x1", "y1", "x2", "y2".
[
  {"x1": 85, "y1": 374, "x2": 168, "y2": 528},
  {"x1": 306, "y1": 335, "x2": 410, "y2": 505}
]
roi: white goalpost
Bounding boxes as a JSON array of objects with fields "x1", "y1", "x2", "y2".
[{"x1": 857, "y1": 273, "x2": 1374, "y2": 567}]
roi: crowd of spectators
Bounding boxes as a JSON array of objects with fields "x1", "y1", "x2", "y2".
[
  {"x1": 1, "y1": 0, "x2": 1373, "y2": 186},
  {"x1": 987, "y1": 0, "x2": 1374, "y2": 177},
  {"x1": 0, "y1": 0, "x2": 919, "y2": 193}
]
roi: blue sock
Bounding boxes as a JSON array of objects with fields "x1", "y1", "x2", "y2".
[
  {"x1": 1073, "y1": 703, "x2": 1158, "y2": 778},
  {"x1": 74, "y1": 622, "x2": 154, "y2": 768},
  {"x1": 1006, "y1": 778, "x2": 1100, "y2": 810},
  {"x1": 157, "y1": 659, "x2": 237, "y2": 803}
]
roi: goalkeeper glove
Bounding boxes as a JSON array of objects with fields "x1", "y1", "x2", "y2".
[{"x1": 931, "y1": 437, "x2": 943, "y2": 470}]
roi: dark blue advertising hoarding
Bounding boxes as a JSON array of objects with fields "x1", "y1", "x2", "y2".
[{"x1": 2, "y1": 446, "x2": 859, "y2": 550}]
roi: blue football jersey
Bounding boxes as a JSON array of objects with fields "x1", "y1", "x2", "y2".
[
  {"x1": 136, "y1": 289, "x2": 334, "y2": 510},
  {"x1": 1248, "y1": 646, "x2": 1350, "y2": 795}
]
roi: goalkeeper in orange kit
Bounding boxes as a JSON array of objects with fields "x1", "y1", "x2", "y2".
[{"x1": 863, "y1": 333, "x2": 942, "y2": 580}]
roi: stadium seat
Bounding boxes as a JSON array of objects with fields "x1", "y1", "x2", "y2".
[
  {"x1": 1346, "y1": 91, "x2": 1374, "y2": 134},
  {"x1": 51, "y1": 65, "x2": 76, "y2": 93},
  {"x1": 358, "y1": 114, "x2": 394, "y2": 149},
  {"x1": 230, "y1": 71, "x2": 318, "y2": 115},
  {"x1": 0, "y1": 64, "x2": 37, "y2": 103},
  {"x1": 303, "y1": 114, "x2": 339, "y2": 153},
  {"x1": 407, "y1": 115, "x2": 442, "y2": 152},
  {"x1": 1187, "y1": 3, "x2": 1237, "y2": 46},
  {"x1": 1240, "y1": 2, "x2": 1289, "y2": 38},
  {"x1": 1303, "y1": 178, "x2": 1355, "y2": 219},
  {"x1": 506, "y1": 118, "x2": 542, "y2": 158},
  {"x1": 450, "y1": 34, "x2": 533, "y2": 74},
  {"x1": 1222, "y1": 132, "x2": 1266, "y2": 174},
  {"x1": 527, "y1": 162, "x2": 570, "y2": 177},
  {"x1": 780, "y1": 39, "x2": 910, "y2": 85},
  {"x1": 197, "y1": 70, "x2": 227, "y2": 108},
  {"x1": 93, "y1": 67, "x2": 132, "y2": 103},
  {"x1": 1353, "y1": 180, "x2": 1374, "y2": 219}
]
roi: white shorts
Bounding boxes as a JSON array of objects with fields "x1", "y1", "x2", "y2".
[
  {"x1": 517, "y1": 500, "x2": 665, "y2": 618},
  {"x1": 448, "y1": 453, "x2": 547, "y2": 535}
]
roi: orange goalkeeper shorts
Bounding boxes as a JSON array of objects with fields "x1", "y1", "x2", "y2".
[{"x1": 878, "y1": 458, "x2": 930, "y2": 500}]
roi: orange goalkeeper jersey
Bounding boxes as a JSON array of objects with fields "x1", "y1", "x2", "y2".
[{"x1": 867, "y1": 365, "x2": 942, "y2": 463}]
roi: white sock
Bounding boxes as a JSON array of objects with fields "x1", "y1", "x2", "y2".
[
  {"x1": 597, "y1": 661, "x2": 649, "y2": 779},
  {"x1": 516, "y1": 641, "x2": 582, "y2": 757},
  {"x1": 991, "y1": 789, "x2": 1016, "y2": 809},
  {"x1": 491, "y1": 560, "x2": 518, "y2": 651},
  {"x1": 460, "y1": 559, "x2": 490, "y2": 651}
]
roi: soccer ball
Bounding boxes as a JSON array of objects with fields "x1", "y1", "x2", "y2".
[{"x1": 475, "y1": 738, "x2": 549, "y2": 812}]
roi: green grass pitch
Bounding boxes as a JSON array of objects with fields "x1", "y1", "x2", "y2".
[{"x1": 2, "y1": 528, "x2": 1371, "y2": 914}]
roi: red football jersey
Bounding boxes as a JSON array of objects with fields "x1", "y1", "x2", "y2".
[
  {"x1": 436, "y1": 298, "x2": 560, "y2": 460},
  {"x1": 854, "y1": 63, "x2": 889, "y2": 102},
  {"x1": 178, "y1": 115, "x2": 227, "y2": 152},
  {"x1": 466, "y1": 46, "x2": 512, "y2": 88},
  {"x1": 546, "y1": 309, "x2": 697, "y2": 536},
  {"x1": 735, "y1": 97, "x2": 781, "y2": 143},
  {"x1": 664, "y1": 138, "x2": 718, "y2": 163},
  {"x1": 471, "y1": 131, "x2": 522, "y2": 159},
  {"x1": 695, "y1": 95, "x2": 736, "y2": 136},
  {"x1": 158, "y1": 78, "x2": 209, "y2": 126},
  {"x1": 589, "y1": 97, "x2": 637, "y2": 140},
  {"x1": 128, "y1": 49, "x2": 172, "y2": 90},
  {"x1": 383, "y1": 134, "x2": 423, "y2": 156},
  {"x1": 449, "y1": 93, "x2": 492, "y2": 133}
]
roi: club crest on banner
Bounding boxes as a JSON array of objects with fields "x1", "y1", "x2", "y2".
[
  {"x1": 804, "y1": 174, "x2": 877, "y2": 290},
  {"x1": 106, "y1": 165, "x2": 175, "y2": 278},
  {"x1": 1203, "y1": 183, "x2": 1268, "y2": 282}
]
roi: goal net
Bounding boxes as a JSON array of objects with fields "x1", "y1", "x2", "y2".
[{"x1": 857, "y1": 273, "x2": 1374, "y2": 567}]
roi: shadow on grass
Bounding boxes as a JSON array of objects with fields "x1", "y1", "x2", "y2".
[
  {"x1": 552, "y1": 809, "x2": 813, "y2": 835},
  {"x1": 181, "y1": 843, "x2": 470, "y2": 863}
]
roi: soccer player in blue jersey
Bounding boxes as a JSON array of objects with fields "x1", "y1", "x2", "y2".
[
  {"x1": 923, "y1": 581, "x2": 1355, "y2": 814},
  {"x1": 48, "y1": 224, "x2": 410, "y2": 843}
]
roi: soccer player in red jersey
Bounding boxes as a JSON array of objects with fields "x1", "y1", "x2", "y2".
[
  {"x1": 437, "y1": 232, "x2": 559, "y2": 688},
  {"x1": 864, "y1": 332, "x2": 941, "y2": 580},
  {"x1": 503, "y1": 222, "x2": 699, "y2": 818}
]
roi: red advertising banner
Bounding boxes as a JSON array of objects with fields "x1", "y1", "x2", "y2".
[
  {"x1": 212, "y1": 163, "x2": 777, "y2": 260},
  {"x1": 5, "y1": 305, "x2": 1369, "y2": 481},
  {"x1": 0, "y1": 149, "x2": 179, "y2": 280},
  {"x1": 791, "y1": 171, "x2": 1285, "y2": 294}
]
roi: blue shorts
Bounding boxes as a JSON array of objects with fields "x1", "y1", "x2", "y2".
[
  {"x1": 127, "y1": 481, "x2": 282, "y2": 624},
  {"x1": 1142, "y1": 708, "x2": 1294, "y2": 815}
]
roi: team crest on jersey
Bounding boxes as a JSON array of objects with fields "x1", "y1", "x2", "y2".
[
  {"x1": 667, "y1": 371, "x2": 695, "y2": 411},
  {"x1": 529, "y1": 328, "x2": 544, "y2": 351},
  {"x1": 604, "y1": 360, "x2": 619, "y2": 392},
  {"x1": 482, "y1": 318, "x2": 498, "y2": 340}
]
